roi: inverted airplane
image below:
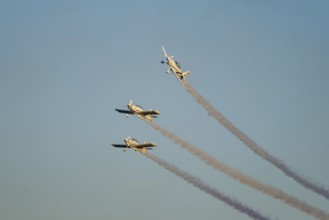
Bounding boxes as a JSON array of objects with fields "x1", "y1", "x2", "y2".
[
  {"x1": 112, "y1": 136, "x2": 157, "y2": 154},
  {"x1": 115, "y1": 100, "x2": 160, "y2": 121},
  {"x1": 161, "y1": 46, "x2": 191, "y2": 86}
]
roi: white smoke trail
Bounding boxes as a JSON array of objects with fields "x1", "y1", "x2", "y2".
[
  {"x1": 145, "y1": 153, "x2": 270, "y2": 220},
  {"x1": 183, "y1": 80, "x2": 329, "y2": 201},
  {"x1": 146, "y1": 121, "x2": 329, "y2": 220}
]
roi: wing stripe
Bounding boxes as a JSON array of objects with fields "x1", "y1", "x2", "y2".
[
  {"x1": 115, "y1": 109, "x2": 133, "y2": 114},
  {"x1": 112, "y1": 144, "x2": 129, "y2": 148}
]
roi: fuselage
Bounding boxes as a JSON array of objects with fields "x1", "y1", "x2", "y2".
[
  {"x1": 124, "y1": 138, "x2": 139, "y2": 147},
  {"x1": 167, "y1": 58, "x2": 182, "y2": 74},
  {"x1": 127, "y1": 104, "x2": 153, "y2": 121},
  {"x1": 124, "y1": 138, "x2": 147, "y2": 154},
  {"x1": 128, "y1": 104, "x2": 143, "y2": 113}
]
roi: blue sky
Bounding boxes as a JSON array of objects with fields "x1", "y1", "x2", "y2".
[{"x1": 1, "y1": 1, "x2": 329, "y2": 219}]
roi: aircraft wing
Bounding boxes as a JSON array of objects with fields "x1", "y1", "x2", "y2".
[
  {"x1": 112, "y1": 144, "x2": 129, "y2": 148},
  {"x1": 115, "y1": 109, "x2": 133, "y2": 114},
  {"x1": 162, "y1": 46, "x2": 168, "y2": 58},
  {"x1": 138, "y1": 110, "x2": 160, "y2": 116},
  {"x1": 134, "y1": 142, "x2": 157, "y2": 149}
]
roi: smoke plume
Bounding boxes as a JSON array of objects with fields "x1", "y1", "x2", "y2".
[
  {"x1": 183, "y1": 80, "x2": 329, "y2": 201},
  {"x1": 146, "y1": 121, "x2": 329, "y2": 220},
  {"x1": 145, "y1": 153, "x2": 270, "y2": 220}
]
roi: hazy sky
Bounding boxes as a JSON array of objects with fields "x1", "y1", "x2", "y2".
[{"x1": 1, "y1": 1, "x2": 329, "y2": 219}]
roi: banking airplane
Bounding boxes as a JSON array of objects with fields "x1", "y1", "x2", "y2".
[
  {"x1": 161, "y1": 46, "x2": 191, "y2": 86},
  {"x1": 112, "y1": 136, "x2": 157, "y2": 154},
  {"x1": 115, "y1": 100, "x2": 160, "y2": 121}
]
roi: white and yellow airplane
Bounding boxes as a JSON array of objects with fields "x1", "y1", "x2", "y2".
[
  {"x1": 161, "y1": 46, "x2": 190, "y2": 86},
  {"x1": 112, "y1": 136, "x2": 157, "y2": 154},
  {"x1": 115, "y1": 100, "x2": 160, "y2": 121}
]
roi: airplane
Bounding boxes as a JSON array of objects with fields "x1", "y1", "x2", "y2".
[
  {"x1": 112, "y1": 136, "x2": 157, "y2": 154},
  {"x1": 115, "y1": 100, "x2": 160, "y2": 121},
  {"x1": 161, "y1": 46, "x2": 191, "y2": 86}
]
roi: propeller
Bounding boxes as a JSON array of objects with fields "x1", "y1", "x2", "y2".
[
  {"x1": 123, "y1": 136, "x2": 130, "y2": 143},
  {"x1": 127, "y1": 100, "x2": 133, "y2": 114}
]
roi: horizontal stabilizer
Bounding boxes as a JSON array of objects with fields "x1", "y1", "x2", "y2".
[{"x1": 182, "y1": 71, "x2": 190, "y2": 77}]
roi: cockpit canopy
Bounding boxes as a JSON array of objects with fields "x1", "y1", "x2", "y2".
[
  {"x1": 175, "y1": 61, "x2": 181, "y2": 68},
  {"x1": 131, "y1": 138, "x2": 139, "y2": 143}
]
